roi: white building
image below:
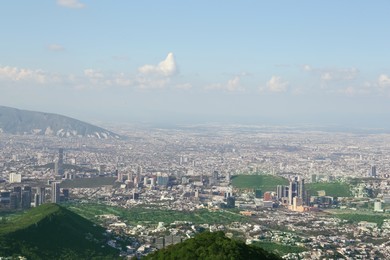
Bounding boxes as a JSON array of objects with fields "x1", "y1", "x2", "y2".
[
  {"x1": 9, "y1": 172, "x2": 22, "y2": 183},
  {"x1": 374, "y1": 201, "x2": 383, "y2": 212}
]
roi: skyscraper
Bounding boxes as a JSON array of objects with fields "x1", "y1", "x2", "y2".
[
  {"x1": 370, "y1": 165, "x2": 377, "y2": 178},
  {"x1": 51, "y1": 182, "x2": 60, "y2": 203},
  {"x1": 38, "y1": 187, "x2": 46, "y2": 204},
  {"x1": 288, "y1": 176, "x2": 305, "y2": 206},
  {"x1": 58, "y1": 148, "x2": 64, "y2": 175}
]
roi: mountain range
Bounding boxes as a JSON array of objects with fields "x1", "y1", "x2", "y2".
[{"x1": 0, "y1": 106, "x2": 120, "y2": 138}]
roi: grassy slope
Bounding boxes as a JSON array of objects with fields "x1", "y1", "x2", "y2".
[
  {"x1": 0, "y1": 204, "x2": 119, "y2": 259},
  {"x1": 332, "y1": 212, "x2": 389, "y2": 227},
  {"x1": 231, "y1": 174, "x2": 289, "y2": 191},
  {"x1": 306, "y1": 182, "x2": 352, "y2": 197}
]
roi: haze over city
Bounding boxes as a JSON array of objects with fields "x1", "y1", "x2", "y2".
[{"x1": 0, "y1": 1, "x2": 390, "y2": 127}]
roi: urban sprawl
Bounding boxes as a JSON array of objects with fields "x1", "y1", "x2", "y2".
[{"x1": 1, "y1": 125, "x2": 390, "y2": 259}]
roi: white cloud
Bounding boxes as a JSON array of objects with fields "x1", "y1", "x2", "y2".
[
  {"x1": 206, "y1": 76, "x2": 244, "y2": 92},
  {"x1": 226, "y1": 76, "x2": 241, "y2": 91},
  {"x1": 303, "y1": 65, "x2": 359, "y2": 82},
  {"x1": 136, "y1": 77, "x2": 170, "y2": 89},
  {"x1": 113, "y1": 73, "x2": 133, "y2": 87},
  {"x1": 47, "y1": 44, "x2": 65, "y2": 52},
  {"x1": 266, "y1": 76, "x2": 289, "y2": 92},
  {"x1": 302, "y1": 64, "x2": 312, "y2": 71},
  {"x1": 84, "y1": 69, "x2": 104, "y2": 79},
  {"x1": 0, "y1": 66, "x2": 47, "y2": 84},
  {"x1": 138, "y1": 52, "x2": 178, "y2": 77},
  {"x1": 378, "y1": 74, "x2": 390, "y2": 88},
  {"x1": 320, "y1": 68, "x2": 359, "y2": 81},
  {"x1": 82, "y1": 69, "x2": 136, "y2": 88},
  {"x1": 57, "y1": 0, "x2": 85, "y2": 9}
]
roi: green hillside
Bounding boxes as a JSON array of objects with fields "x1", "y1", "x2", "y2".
[
  {"x1": 0, "y1": 203, "x2": 119, "y2": 259},
  {"x1": 306, "y1": 182, "x2": 352, "y2": 197},
  {"x1": 143, "y1": 231, "x2": 281, "y2": 260},
  {"x1": 231, "y1": 174, "x2": 288, "y2": 191}
]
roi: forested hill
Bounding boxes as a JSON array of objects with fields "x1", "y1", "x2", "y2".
[{"x1": 144, "y1": 231, "x2": 281, "y2": 260}]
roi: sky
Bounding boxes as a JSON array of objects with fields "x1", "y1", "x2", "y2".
[{"x1": 1, "y1": 1, "x2": 390, "y2": 127}]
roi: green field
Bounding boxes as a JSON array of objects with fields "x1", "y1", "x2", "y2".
[
  {"x1": 331, "y1": 212, "x2": 389, "y2": 227},
  {"x1": 252, "y1": 241, "x2": 306, "y2": 256},
  {"x1": 231, "y1": 174, "x2": 288, "y2": 191},
  {"x1": 65, "y1": 203, "x2": 249, "y2": 225},
  {"x1": 306, "y1": 182, "x2": 352, "y2": 197},
  {"x1": 61, "y1": 177, "x2": 116, "y2": 188}
]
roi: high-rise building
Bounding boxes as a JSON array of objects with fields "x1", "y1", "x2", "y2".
[
  {"x1": 136, "y1": 166, "x2": 142, "y2": 180},
  {"x1": 116, "y1": 170, "x2": 123, "y2": 182},
  {"x1": 374, "y1": 201, "x2": 383, "y2": 212},
  {"x1": 288, "y1": 176, "x2": 305, "y2": 206},
  {"x1": 34, "y1": 194, "x2": 40, "y2": 207},
  {"x1": 226, "y1": 196, "x2": 235, "y2": 208},
  {"x1": 226, "y1": 172, "x2": 231, "y2": 183},
  {"x1": 225, "y1": 187, "x2": 233, "y2": 199},
  {"x1": 62, "y1": 189, "x2": 69, "y2": 200},
  {"x1": 150, "y1": 177, "x2": 156, "y2": 187},
  {"x1": 51, "y1": 182, "x2": 60, "y2": 203},
  {"x1": 21, "y1": 190, "x2": 31, "y2": 209},
  {"x1": 132, "y1": 191, "x2": 139, "y2": 200},
  {"x1": 127, "y1": 172, "x2": 133, "y2": 182},
  {"x1": 157, "y1": 172, "x2": 169, "y2": 186},
  {"x1": 38, "y1": 187, "x2": 46, "y2": 204},
  {"x1": 179, "y1": 156, "x2": 183, "y2": 165},
  {"x1": 370, "y1": 165, "x2": 377, "y2": 178},
  {"x1": 276, "y1": 185, "x2": 284, "y2": 199},
  {"x1": 10, "y1": 192, "x2": 18, "y2": 210},
  {"x1": 58, "y1": 148, "x2": 64, "y2": 175},
  {"x1": 298, "y1": 178, "x2": 305, "y2": 200},
  {"x1": 9, "y1": 172, "x2": 22, "y2": 183},
  {"x1": 288, "y1": 179, "x2": 297, "y2": 205}
]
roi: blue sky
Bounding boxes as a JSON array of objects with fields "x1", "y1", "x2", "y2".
[{"x1": 1, "y1": 1, "x2": 390, "y2": 126}]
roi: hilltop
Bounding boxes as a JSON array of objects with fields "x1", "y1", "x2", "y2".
[
  {"x1": 0, "y1": 203, "x2": 119, "y2": 259},
  {"x1": 0, "y1": 105, "x2": 120, "y2": 139},
  {"x1": 143, "y1": 231, "x2": 281, "y2": 260}
]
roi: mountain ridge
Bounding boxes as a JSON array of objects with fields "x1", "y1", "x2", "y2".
[{"x1": 0, "y1": 105, "x2": 121, "y2": 138}]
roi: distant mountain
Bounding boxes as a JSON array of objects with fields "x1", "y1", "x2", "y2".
[
  {"x1": 144, "y1": 231, "x2": 281, "y2": 260},
  {"x1": 0, "y1": 106, "x2": 121, "y2": 138},
  {"x1": 0, "y1": 203, "x2": 119, "y2": 259}
]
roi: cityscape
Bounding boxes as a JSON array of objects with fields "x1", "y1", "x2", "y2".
[
  {"x1": 1, "y1": 124, "x2": 390, "y2": 258},
  {"x1": 1, "y1": 1, "x2": 390, "y2": 259}
]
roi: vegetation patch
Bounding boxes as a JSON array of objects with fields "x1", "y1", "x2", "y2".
[
  {"x1": 144, "y1": 231, "x2": 281, "y2": 260},
  {"x1": 0, "y1": 203, "x2": 119, "y2": 259},
  {"x1": 333, "y1": 213, "x2": 389, "y2": 227},
  {"x1": 231, "y1": 174, "x2": 288, "y2": 191},
  {"x1": 306, "y1": 182, "x2": 352, "y2": 197}
]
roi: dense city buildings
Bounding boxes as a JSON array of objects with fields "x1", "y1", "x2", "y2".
[{"x1": 1, "y1": 125, "x2": 390, "y2": 258}]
